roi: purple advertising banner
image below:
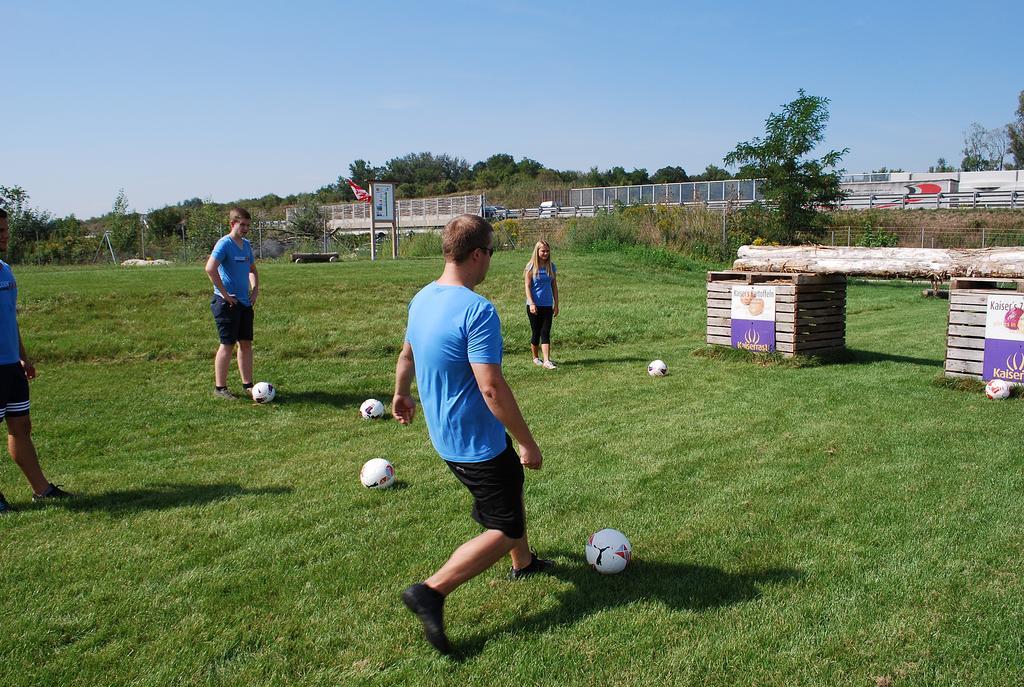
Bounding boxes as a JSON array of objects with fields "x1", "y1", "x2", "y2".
[
  {"x1": 983, "y1": 294, "x2": 1024, "y2": 381},
  {"x1": 731, "y1": 318, "x2": 775, "y2": 352},
  {"x1": 983, "y1": 338, "x2": 1024, "y2": 382}
]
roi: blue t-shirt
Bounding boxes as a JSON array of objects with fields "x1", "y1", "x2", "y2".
[
  {"x1": 0, "y1": 261, "x2": 20, "y2": 365},
  {"x1": 526, "y1": 263, "x2": 557, "y2": 307},
  {"x1": 211, "y1": 235, "x2": 255, "y2": 306},
  {"x1": 405, "y1": 283, "x2": 506, "y2": 463}
]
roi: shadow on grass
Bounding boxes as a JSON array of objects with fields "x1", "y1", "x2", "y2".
[
  {"x1": 839, "y1": 348, "x2": 942, "y2": 367},
  {"x1": 273, "y1": 390, "x2": 370, "y2": 409},
  {"x1": 51, "y1": 483, "x2": 293, "y2": 514},
  {"x1": 453, "y1": 551, "x2": 802, "y2": 659}
]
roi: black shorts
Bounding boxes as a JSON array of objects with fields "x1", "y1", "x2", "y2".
[
  {"x1": 211, "y1": 295, "x2": 254, "y2": 345},
  {"x1": 0, "y1": 362, "x2": 30, "y2": 421},
  {"x1": 445, "y1": 436, "x2": 526, "y2": 539}
]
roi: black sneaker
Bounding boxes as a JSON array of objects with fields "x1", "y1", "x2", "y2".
[
  {"x1": 0, "y1": 492, "x2": 13, "y2": 514},
  {"x1": 214, "y1": 388, "x2": 237, "y2": 400},
  {"x1": 401, "y1": 583, "x2": 451, "y2": 654},
  {"x1": 508, "y1": 551, "x2": 555, "y2": 580},
  {"x1": 32, "y1": 483, "x2": 73, "y2": 502}
]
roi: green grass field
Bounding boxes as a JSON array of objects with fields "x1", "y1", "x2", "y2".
[{"x1": 2, "y1": 251, "x2": 1022, "y2": 686}]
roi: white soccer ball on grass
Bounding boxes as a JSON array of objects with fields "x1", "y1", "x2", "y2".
[
  {"x1": 360, "y1": 398, "x2": 385, "y2": 419},
  {"x1": 985, "y1": 379, "x2": 1012, "y2": 400},
  {"x1": 251, "y1": 381, "x2": 276, "y2": 403},
  {"x1": 585, "y1": 528, "x2": 632, "y2": 575},
  {"x1": 360, "y1": 458, "x2": 395, "y2": 488},
  {"x1": 648, "y1": 360, "x2": 668, "y2": 377}
]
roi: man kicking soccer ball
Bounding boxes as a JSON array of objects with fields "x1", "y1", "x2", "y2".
[
  {"x1": 0, "y1": 209, "x2": 72, "y2": 513},
  {"x1": 393, "y1": 214, "x2": 552, "y2": 654}
]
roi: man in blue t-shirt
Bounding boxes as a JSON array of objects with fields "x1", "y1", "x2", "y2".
[
  {"x1": 204, "y1": 207, "x2": 260, "y2": 400},
  {"x1": 0, "y1": 210, "x2": 72, "y2": 513},
  {"x1": 394, "y1": 214, "x2": 552, "y2": 654}
]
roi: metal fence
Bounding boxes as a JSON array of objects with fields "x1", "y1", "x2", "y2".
[
  {"x1": 570, "y1": 180, "x2": 762, "y2": 207},
  {"x1": 839, "y1": 190, "x2": 1022, "y2": 210},
  {"x1": 288, "y1": 194, "x2": 484, "y2": 230}
]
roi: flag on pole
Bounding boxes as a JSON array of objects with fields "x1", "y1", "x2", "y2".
[{"x1": 345, "y1": 178, "x2": 371, "y2": 202}]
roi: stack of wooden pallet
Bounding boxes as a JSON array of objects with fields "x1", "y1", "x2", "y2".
[
  {"x1": 706, "y1": 271, "x2": 847, "y2": 358},
  {"x1": 944, "y1": 277, "x2": 1024, "y2": 379}
]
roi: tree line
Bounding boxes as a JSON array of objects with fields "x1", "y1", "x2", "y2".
[{"x1": 3, "y1": 89, "x2": 1021, "y2": 264}]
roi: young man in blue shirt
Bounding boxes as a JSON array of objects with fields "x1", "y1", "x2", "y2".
[
  {"x1": 204, "y1": 207, "x2": 260, "y2": 400},
  {"x1": 0, "y1": 209, "x2": 72, "y2": 513},
  {"x1": 393, "y1": 214, "x2": 552, "y2": 654}
]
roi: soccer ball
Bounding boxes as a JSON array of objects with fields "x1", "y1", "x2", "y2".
[
  {"x1": 360, "y1": 458, "x2": 395, "y2": 488},
  {"x1": 251, "y1": 381, "x2": 275, "y2": 403},
  {"x1": 648, "y1": 360, "x2": 668, "y2": 377},
  {"x1": 585, "y1": 528, "x2": 632, "y2": 575},
  {"x1": 985, "y1": 379, "x2": 1012, "y2": 400},
  {"x1": 360, "y1": 398, "x2": 385, "y2": 420}
]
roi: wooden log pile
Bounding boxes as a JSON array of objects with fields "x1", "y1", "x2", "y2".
[{"x1": 734, "y1": 246, "x2": 1024, "y2": 280}]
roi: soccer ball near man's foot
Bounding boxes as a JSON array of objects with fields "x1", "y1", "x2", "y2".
[
  {"x1": 252, "y1": 382, "x2": 276, "y2": 403},
  {"x1": 585, "y1": 528, "x2": 632, "y2": 574},
  {"x1": 985, "y1": 379, "x2": 1012, "y2": 400},
  {"x1": 360, "y1": 458, "x2": 395, "y2": 488},
  {"x1": 360, "y1": 398, "x2": 385, "y2": 419},
  {"x1": 648, "y1": 360, "x2": 667, "y2": 377}
]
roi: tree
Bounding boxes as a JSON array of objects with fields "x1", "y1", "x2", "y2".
[
  {"x1": 724, "y1": 89, "x2": 848, "y2": 242},
  {"x1": 692, "y1": 164, "x2": 732, "y2": 181},
  {"x1": 651, "y1": 166, "x2": 689, "y2": 183},
  {"x1": 107, "y1": 189, "x2": 142, "y2": 256},
  {"x1": 1008, "y1": 90, "x2": 1024, "y2": 170},
  {"x1": 0, "y1": 185, "x2": 53, "y2": 261},
  {"x1": 961, "y1": 122, "x2": 1010, "y2": 171},
  {"x1": 146, "y1": 206, "x2": 185, "y2": 238},
  {"x1": 929, "y1": 158, "x2": 956, "y2": 173}
]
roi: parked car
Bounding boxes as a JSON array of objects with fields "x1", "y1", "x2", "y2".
[
  {"x1": 538, "y1": 200, "x2": 560, "y2": 219},
  {"x1": 484, "y1": 205, "x2": 509, "y2": 220}
]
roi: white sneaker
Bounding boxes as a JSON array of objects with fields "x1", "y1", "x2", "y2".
[
  {"x1": 533, "y1": 357, "x2": 543, "y2": 366},
  {"x1": 542, "y1": 360, "x2": 557, "y2": 369}
]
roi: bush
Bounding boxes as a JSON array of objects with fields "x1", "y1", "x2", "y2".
[
  {"x1": 564, "y1": 212, "x2": 638, "y2": 250},
  {"x1": 398, "y1": 231, "x2": 443, "y2": 258},
  {"x1": 855, "y1": 225, "x2": 900, "y2": 247},
  {"x1": 24, "y1": 234, "x2": 100, "y2": 265}
]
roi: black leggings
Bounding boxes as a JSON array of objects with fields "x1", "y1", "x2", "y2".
[{"x1": 527, "y1": 306, "x2": 554, "y2": 345}]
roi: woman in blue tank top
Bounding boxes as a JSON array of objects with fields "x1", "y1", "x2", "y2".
[{"x1": 523, "y1": 240, "x2": 559, "y2": 369}]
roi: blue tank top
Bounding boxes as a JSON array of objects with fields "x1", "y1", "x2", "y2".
[{"x1": 527, "y1": 263, "x2": 556, "y2": 307}]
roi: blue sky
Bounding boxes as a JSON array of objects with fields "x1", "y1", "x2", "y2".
[{"x1": 4, "y1": 0, "x2": 1020, "y2": 218}]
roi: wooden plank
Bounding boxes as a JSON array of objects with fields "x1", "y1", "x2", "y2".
[
  {"x1": 945, "y1": 346, "x2": 985, "y2": 362},
  {"x1": 707, "y1": 298, "x2": 731, "y2": 310},
  {"x1": 947, "y1": 335, "x2": 986, "y2": 350},
  {"x1": 951, "y1": 278, "x2": 1024, "y2": 292},
  {"x1": 707, "y1": 325, "x2": 731, "y2": 337},
  {"x1": 707, "y1": 316, "x2": 731, "y2": 327},
  {"x1": 706, "y1": 307, "x2": 730, "y2": 319},
  {"x1": 777, "y1": 308, "x2": 845, "y2": 323},
  {"x1": 948, "y1": 301, "x2": 988, "y2": 314},
  {"x1": 706, "y1": 281, "x2": 743, "y2": 292},
  {"x1": 949, "y1": 310, "x2": 986, "y2": 326},
  {"x1": 948, "y1": 324, "x2": 986, "y2": 337},
  {"x1": 795, "y1": 301, "x2": 847, "y2": 313},
  {"x1": 707, "y1": 271, "x2": 846, "y2": 286},
  {"x1": 945, "y1": 358, "x2": 983, "y2": 374},
  {"x1": 776, "y1": 319, "x2": 846, "y2": 333},
  {"x1": 950, "y1": 292, "x2": 992, "y2": 306},
  {"x1": 944, "y1": 370, "x2": 980, "y2": 380},
  {"x1": 778, "y1": 329, "x2": 847, "y2": 344},
  {"x1": 706, "y1": 335, "x2": 732, "y2": 346},
  {"x1": 794, "y1": 340, "x2": 845, "y2": 353}
]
